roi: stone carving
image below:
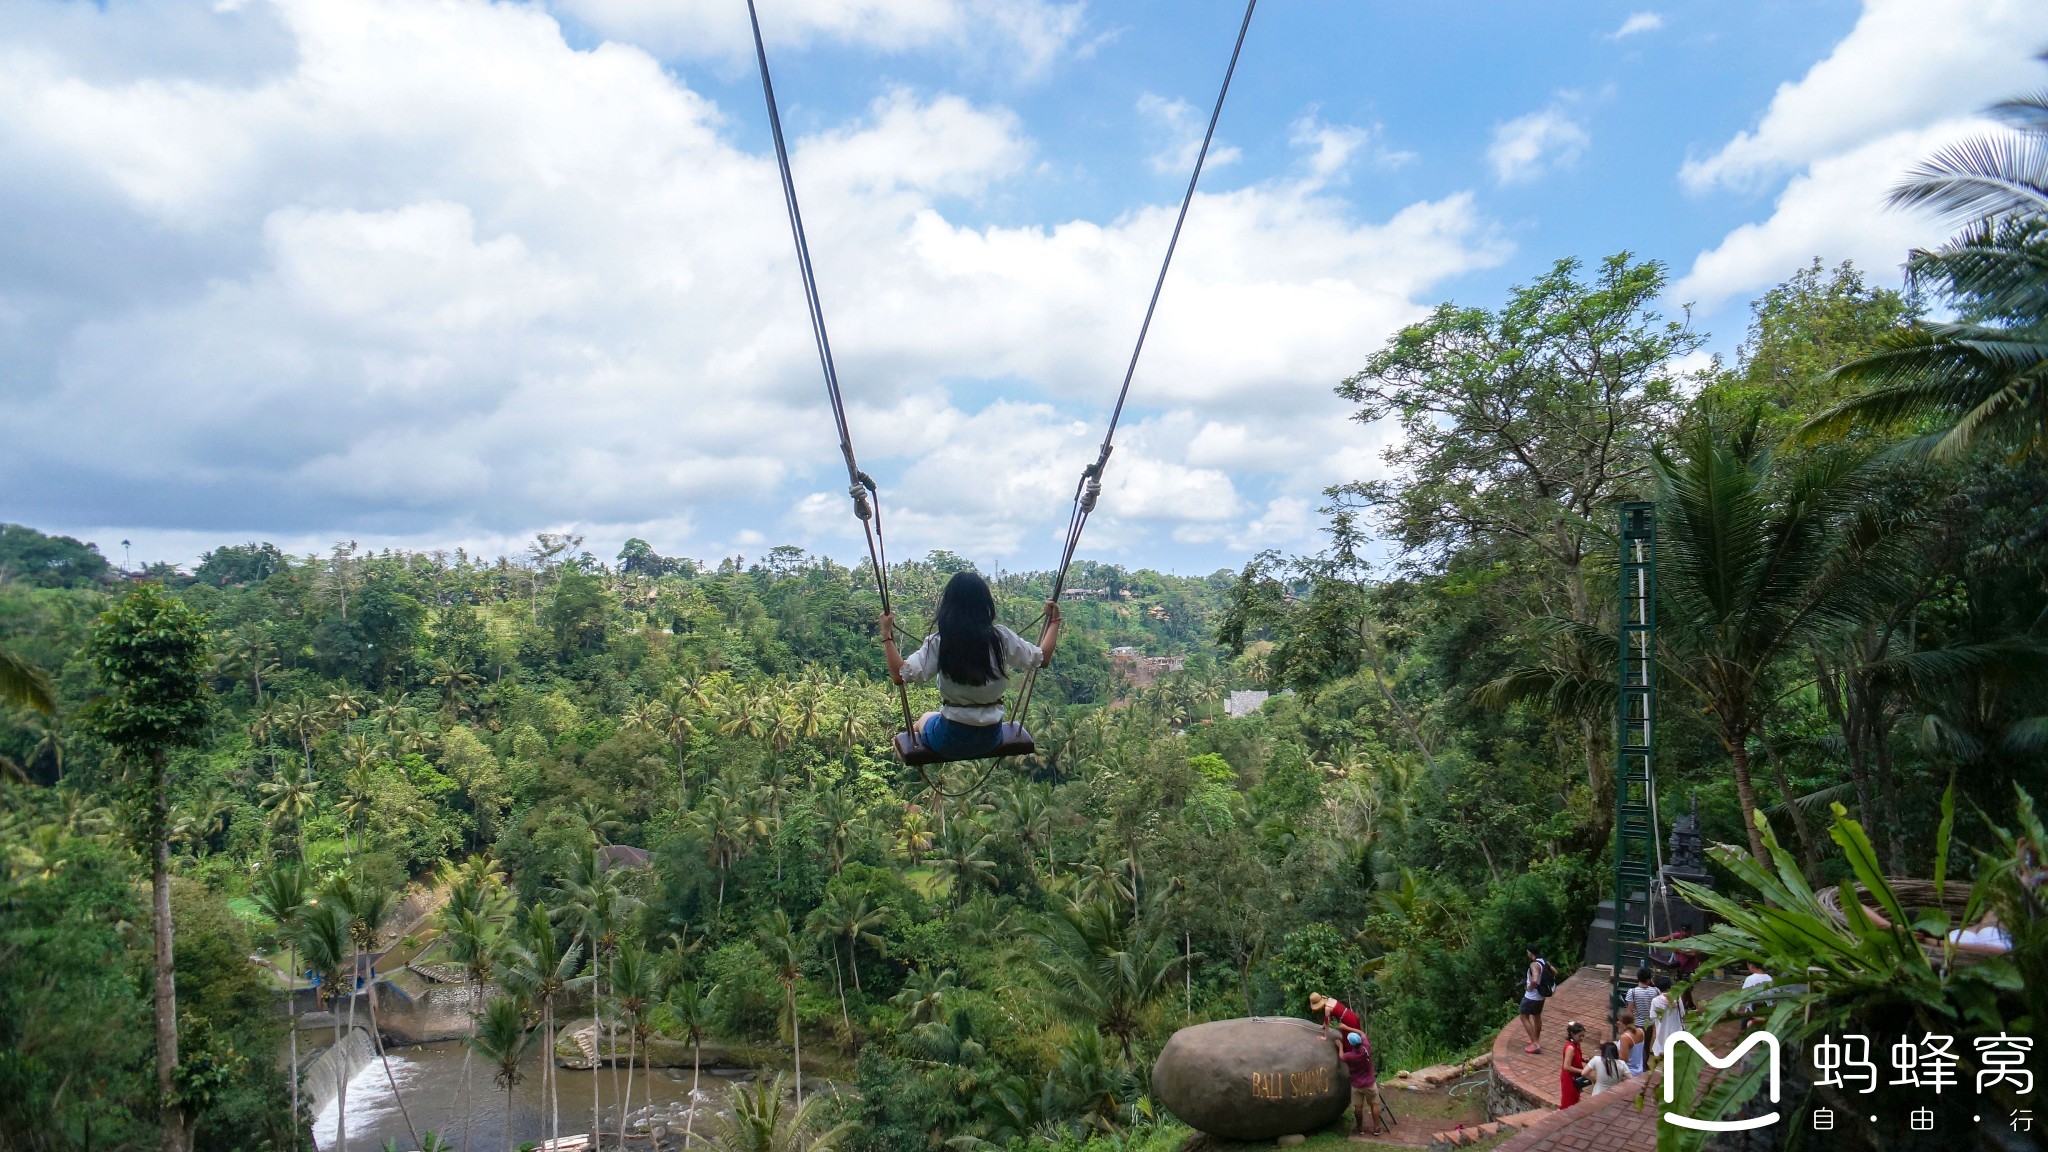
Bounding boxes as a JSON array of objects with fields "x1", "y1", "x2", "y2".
[
  {"x1": 1151, "y1": 1017, "x2": 1349, "y2": 1140},
  {"x1": 1667, "y1": 793, "x2": 1708, "y2": 877}
]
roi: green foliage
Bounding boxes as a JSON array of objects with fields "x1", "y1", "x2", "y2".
[
  {"x1": 1265, "y1": 922, "x2": 1361, "y2": 1015},
  {"x1": 0, "y1": 523, "x2": 113, "y2": 589},
  {"x1": 86, "y1": 585, "x2": 213, "y2": 763},
  {"x1": 706, "y1": 941, "x2": 783, "y2": 1037}
]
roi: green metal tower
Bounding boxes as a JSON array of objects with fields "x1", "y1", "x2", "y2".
[{"x1": 1610, "y1": 501, "x2": 1659, "y2": 1011}]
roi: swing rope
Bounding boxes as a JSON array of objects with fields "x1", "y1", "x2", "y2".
[
  {"x1": 745, "y1": 0, "x2": 1259, "y2": 791},
  {"x1": 1012, "y1": 0, "x2": 1259, "y2": 725}
]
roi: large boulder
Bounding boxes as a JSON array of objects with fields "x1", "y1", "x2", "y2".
[{"x1": 1151, "y1": 1017, "x2": 1349, "y2": 1140}]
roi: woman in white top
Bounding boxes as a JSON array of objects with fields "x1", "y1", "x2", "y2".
[
  {"x1": 883, "y1": 571, "x2": 1061, "y2": 759},
  {"x1": 1589, "y1": 1040, "x2": 1629, "y2": 1096},
  {"x1": 1652, "y1": 979, "x2": 1685, "y2": 1059}
]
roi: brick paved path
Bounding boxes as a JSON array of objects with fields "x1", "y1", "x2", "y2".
[
  {"x1": 1491, "y1": 968, "x2": 1618, "y2": 1110},
  {"x1": 1494, "y1": 1073, "x2": 1660, "y2": 1152}
]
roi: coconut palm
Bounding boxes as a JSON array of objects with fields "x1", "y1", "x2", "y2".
[
  {"x1": 1803, "y1": 74, "x2": 2048, "y2": 459},
  {"x1": 276, "y1": 695, "x2": 328, "y2": 774},
  {"x1": 441, "y1": 899, "x2": 511, "y2": 1152},
  {"x1": 251, "y1": 862, "x2": 310, "y2": 1150},
  {"x1": 756, "y1": 911, "x2": 807, "y2": 1102},
  {"x1": 503, "y1": 904, "x2": 583, "y2": 1151},
  {"x1": 1029, "y1": 898, "x2": 1181, "y2": 1059},
  {"x1": 468, "y1": 995, "x2": 539, "y2": 1152},
  {"x1": 934, "y1": 819, "x2": 998, "y2": 906},
  {"x1": 703, "y1": 1074, "x2": 853, "y2": 1152},
  {"x1": 664, "y1": 980, "x2": 715, "y2": 1151},
  {"x1": 258, "y1": 761, "x2": 320, "y2": 860},
  {"x1": 1652, "y1": 418, "x2": 1918, "y2": 862},
  {"x1": 298, "y1": 901, "x2": 354, "y2": 1152},
  {"x1": 624, "y1": 690, "x2": 696, "y2": 807},
  {"x1": 551, "y1": 843, "x2": 638, "y2": 1143},
  {"x1": 335, "y1": 879, "x2": 419, "y2": 1151},
  {"x1": 687, "y1": 789, "x2": 746, "y2": 908},
  {"x1": 609, "y1": 943, "x2": 658, "y2": 1147}
]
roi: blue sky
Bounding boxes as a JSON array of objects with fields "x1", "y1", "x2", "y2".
[{"x1": 2, "y1": 0, "x2": 2044, "y2": 576}]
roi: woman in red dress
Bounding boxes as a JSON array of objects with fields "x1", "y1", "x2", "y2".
[{"x1": 1559, "y1": 1021, "x2": 1588, "y2": 1109}]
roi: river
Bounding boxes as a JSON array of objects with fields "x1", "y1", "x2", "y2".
[{"x1": 312, "y1": 1041, "x2": 758, "y2": 1152}]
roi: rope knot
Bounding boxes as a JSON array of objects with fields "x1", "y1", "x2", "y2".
[
  {"x1": 1080, "y1": 473, "x2": 1102, "y2": 513},
  {"x1": 849, "y1": 483, "x2": 873, "y2": 521}
]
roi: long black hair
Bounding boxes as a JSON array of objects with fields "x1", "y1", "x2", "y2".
[{"x1": 934, "y1": 571, "x2": 1005, "y2": 686}]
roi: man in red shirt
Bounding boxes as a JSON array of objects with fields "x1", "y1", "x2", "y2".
[
  {"x1": 1333, "y1": 1029, "x2": 1384, "y2": 1137},
  {"x1": 1308, "y1": 992, "x2": 1361, "y2": 1035}
]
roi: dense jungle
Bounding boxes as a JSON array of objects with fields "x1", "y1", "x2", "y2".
[{"x1": 6, "y1": 103, "x2": 2048, "y2": 1152}]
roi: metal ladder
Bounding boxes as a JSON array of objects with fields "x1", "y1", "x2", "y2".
[{"x1": 1610, "y1": 501, "x2": 1659, "y2": 1013}]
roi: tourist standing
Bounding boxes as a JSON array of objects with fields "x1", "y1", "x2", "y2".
[
  {"x1": 1618, "y1": 1009, "x2": 1646, "y2": 1076},
  {"x1": 1334, "y1": 1030, "x2": 1384, "y2": 1137},
  {"x1": 1518, "y1": 946, "x2": 1554, "y2": 1054},
  {"x1": 1740, "y1": 961, "x2": 1774, "y2": 1028},
  {"x1": 1559, "y1": 1021, "x2": 1588, "y2": 1109},
  {"x1": 1590, "y1": 1040, "x2": 1629, "y2": 1096},
  {"x1": 1652, "y1": 977, "x2": 1685, "y2": 1062},
  {"x1": 1623, "y1": 967, "x2": 1659, "y2": 1052}
]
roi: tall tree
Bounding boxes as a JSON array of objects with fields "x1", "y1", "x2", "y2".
[
  {"x1": 504, "y1": 904, "x2": 583, "y2": 1152},
  {"x1": 468, "y1": 996, "x2": 538, "y2": 1152},
  {"x1": 86, "y1": 586, "x2": 212, "y2": 1152},
  {"x1": 250, "y1": 862, "x2": 310, "y2": 1152},
  {"x1": 1652, "y1": 419, "x2": 1918, "y2": 862}
]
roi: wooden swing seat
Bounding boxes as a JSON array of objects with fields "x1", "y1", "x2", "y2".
[{"x1": 894, "y1": 722, "x2": 1036, "y2": 766}]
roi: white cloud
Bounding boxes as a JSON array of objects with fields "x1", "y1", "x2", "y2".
[
  {"x1": 554, "y1": 0, "x2": 1086, "y2": 77},
  {"x1": 1676, "y1": 0, "x2": 2048, "y2": 306},
  {"x1": 1487, "y1": 106, "x2": 1590, "y2": 184},
  {"x1": 0, "y1": 0, "x2": 1505, "y2": 566},
  {"x1": 1289, "y1": 113, "x2": 1413, "y2": 183},
  {"x1": 1137, "y1": 93, "x2": 1241, "y2": 176},
  {"x1": 1607, "y1": 12, "x2": 1663, "y2": 40}
]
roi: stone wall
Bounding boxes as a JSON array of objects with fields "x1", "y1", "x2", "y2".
[{"x1": 1486, "y1": 1065, "x2": 1545, "y2": 1121}]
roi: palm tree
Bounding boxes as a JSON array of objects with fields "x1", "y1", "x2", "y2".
[
  {"x1": 812, "y1": 788, "x2": 862, "y2": 876},
  {"x1": 258, "y1": 761, "x2": 320, "y2": 860},
  {"x1": 609, "y1": 943, "x2": 657, "y2": 1148},
  {"x1": 757, "y1": 911, "x2": 807, "y2": 1102},
  {"x1": 890, "y1": 966, "x2": 959, "y2": 1028},
  {"x1": 551, "y1": 844, "x2": 638, "y2": 1143},
  {"x1": 1030, "y1": 898, "x2": 1181, "y2": 1059},
  {"x1": 503, "y1": 904, "x2": 583, "y2": 1152},
  {"x1": 703, "y1": 1074, "x2": 854, "y2": 1152},
  {"x1": 337, "y1": 880, "x2": 419, "y2": 1151},
  {"x1": 1652, "y1": 418, "x2": 1918, "y2": 862},
  {"x1": 625, "y1": 690, "x2": 696, "y2": 807},
  {"x1": 468, "y1": 995, "x2": 539, "y2": 1152},
  {"x1": 934, "y1": 819, "x2": 997, "y2": 905},
  {"x1": 664, "y1": 981, "x2": 715, "y2": 1152},
  {"x1": 299, "y1": 902, "x2": 354, "y2": 1152},
  {"x1": 441, "y1": 900, "x2": 510, "y2": 1152},
  {"x1": 996, "y1": 783, "x2": 1053, "y2": 883},
  {"x1": 1802, "y1": 76, "x2": 2048, "y2": 459},
  {"x1": 687, "y1": 790, "x2": 746, "y2": 908},
  {"x1": 251, "y1": 862, "x2": 310, "y2": 1151},
  {"x1": 277, "y1": 695, "x2": 328, "y2": 774}
]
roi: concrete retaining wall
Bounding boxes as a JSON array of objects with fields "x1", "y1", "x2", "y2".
[{"x1": 302, "y1": 1026, "x2": 376, "y2": 1117}]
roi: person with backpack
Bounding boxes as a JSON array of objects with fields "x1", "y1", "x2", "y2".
[
  {"x1": 1332, "y1": 1029, "x2": 1385, "y2": 1137},
  {"x1": 1518, "y1": 946, "x2": 1556, "y2": 1054}
]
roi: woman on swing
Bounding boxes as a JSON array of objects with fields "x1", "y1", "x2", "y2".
[{"x1": 882, "y1": 571, "x2": 1061, "y2": 761}]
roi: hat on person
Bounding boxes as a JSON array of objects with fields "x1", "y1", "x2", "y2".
[
  {"x1": 1308, "y1": 993, "x2": 1328, "y2": 1010},
  {"x1": 1346, "y1": 1032, "x2": 1363, "y2": 1047}
]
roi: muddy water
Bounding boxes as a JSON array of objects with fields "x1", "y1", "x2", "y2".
[{"x1": 312, "y1": 1041, "x2": 756, "y2": 1152}]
